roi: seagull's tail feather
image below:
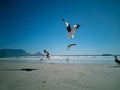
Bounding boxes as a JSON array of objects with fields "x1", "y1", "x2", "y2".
[{"x1": 67, "y1": 34, "x2": 74, "y2": 39}]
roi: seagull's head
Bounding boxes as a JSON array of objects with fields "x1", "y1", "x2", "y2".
[
  {"x1": 74, "y1": 24, "x2": 80, "y2": 28},
  {"x1": 74, "y1": 25, "x2": 77, "y2": 27},
  {"x1": 68, "y1": 33, "x2": 74, "y2": 39}
]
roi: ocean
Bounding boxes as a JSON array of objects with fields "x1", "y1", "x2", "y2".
[{"x1": 0, "y1": 55, "x2": 119, "y2": 64}]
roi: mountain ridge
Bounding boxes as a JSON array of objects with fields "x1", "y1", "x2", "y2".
[{"x1": 0, "y1": 49, "x2": 43, "y2": 57}]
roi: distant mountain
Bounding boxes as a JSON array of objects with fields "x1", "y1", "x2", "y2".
[
  {"x1": 0, "y1": 49, "x2": 43, "y2": 57},
  {"x1": 101, "y1": 54, "x2": 113, "y2": 56},
  {"x1": 33, "y1": 52, "x2": 43, "y2": 56},
  {"x1": 0, "y1": 49, "x2": 30, "y2": 57}
]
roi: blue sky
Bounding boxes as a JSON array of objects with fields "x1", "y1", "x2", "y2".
[{"x1": 0, "y1": 0, "x2": 120, "y2": 55}]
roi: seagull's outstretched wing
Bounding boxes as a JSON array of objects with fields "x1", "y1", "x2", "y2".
[
  {"x1": 67, "y1": 44, "x2": 76, "y2": 50},
  {"x1": 61, "y1": 18, "x2": 65, "y2": 22},
  {"x1": 61, "y1": 18, "x2": 71, "y2": 32},
  {"x1": 68, "y1": 24, "x2": 80, "y2": 38},
  {"x1": 72, "y1": 24, "x2": 80, "y2": 30},
  {"x1": 67, "y1": 24, "x2": 71, "y2": 32}
]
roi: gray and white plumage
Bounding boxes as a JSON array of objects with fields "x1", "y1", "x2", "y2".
[
  {"x1": 67, "y1": 44, "x2": 76, "y2": 50},
  {"x1": 62, "y1": 18, "x2": 80, "y2": 39}
]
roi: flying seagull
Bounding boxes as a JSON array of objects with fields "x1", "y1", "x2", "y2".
[
  {"x1": 114, "y1": 56, "x2": 120, "y2": 66},
  {"x1": 62, "y1": 18, "x2": 80, "y2": 39},
  {"x1": 67, "y1": 44, "x2": 76, "y2": 50}
]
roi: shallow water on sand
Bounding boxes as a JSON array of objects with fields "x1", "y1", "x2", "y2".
[{"x1": 0, "y1": 55, "x2": 119, "y2": 64}]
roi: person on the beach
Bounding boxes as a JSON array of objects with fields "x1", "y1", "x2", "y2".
[{"x1": 43, "y1": 50, "x2": 50, "y2": 59}]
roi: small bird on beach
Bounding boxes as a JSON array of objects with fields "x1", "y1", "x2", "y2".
[
  {"x1": 62, "y1": 18, "x2": 80, "y2": 39},
  {"x1": 114, "y1": 56, "x2": 120, "y2": 66},
  {"x1": 43, "y1": 50, "x2": 50, "y2": 60},
  {"x1": 67, "y1": 44, "x2": 76, "y2": 50}
]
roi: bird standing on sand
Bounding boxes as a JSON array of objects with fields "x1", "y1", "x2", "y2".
[
  {"x1": 67, "y1": 44, "x2": 76, "y2": 50},
  {"x1": 44, "y1": 50, "x2": 50, "y2": 60},
  {"x1": 114, "y1": 56, "x2": 120, "y2": 66},
  {"x1": 62, "y1": 18, "x2": 80, "y2": 39}
]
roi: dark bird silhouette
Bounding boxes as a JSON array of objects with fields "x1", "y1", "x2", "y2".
[
  {"x1": 62, "y1": 18, "x2": 80, "y2": 39},
  {"x1": 43, "y1": 50, "x2": 50, "y2": 59},
  {"x1": 114, "y1": 56, "x2": 120, "y2": 66},
  {"x1": 67, "y1": 44, "x2": 76, "y2": 50}
]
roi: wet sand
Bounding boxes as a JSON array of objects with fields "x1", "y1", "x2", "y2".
[{"x1": 0, "y1": 62, "x2": 120, "y2": 90}]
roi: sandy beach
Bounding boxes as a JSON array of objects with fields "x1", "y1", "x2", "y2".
[{"x1": 0, "y1": 62, "x2": 120, "y2": 90}]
